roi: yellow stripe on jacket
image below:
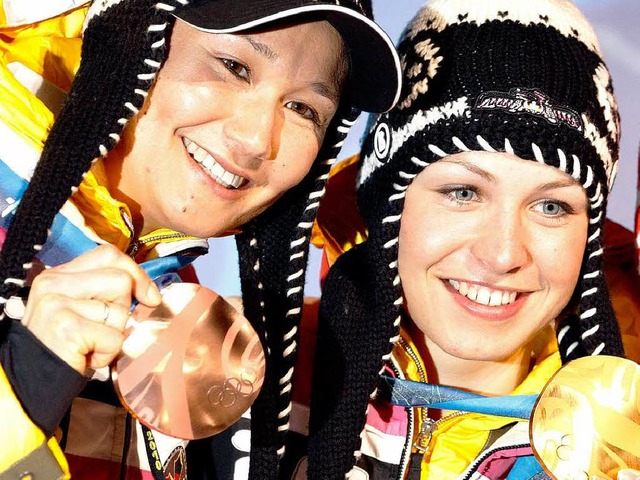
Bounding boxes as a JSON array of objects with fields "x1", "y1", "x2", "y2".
[
  {"x1": 0, "y1": 365, "x2": 70, "y2": 477},
  {"x1": 0, "y1": 4, "x2": 87, "y2": 476}
]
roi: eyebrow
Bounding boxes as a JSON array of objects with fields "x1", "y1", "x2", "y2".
[
  {"x1": 309, "y1": 81, "x2": 340, "y2": 106},
  {"x1": 441, "y1": 159, "x2": 496, "y2": 183},
  {"x1": 240, "y1": 35, "x2": 279, "y2": 61},
  {"x1": 442, "y1": 159, "x2": 582, "y2": 190},
  {"x1": 536, "y1": 179, "x2": 582, "y2": 190}
]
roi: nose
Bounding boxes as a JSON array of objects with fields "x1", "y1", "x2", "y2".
[
  {"x1": 469, "y1": 207, "x2": 531, "y2": 275},
  {"x1": 223, "y1": 95, "x2": 280, "y2": 163}
]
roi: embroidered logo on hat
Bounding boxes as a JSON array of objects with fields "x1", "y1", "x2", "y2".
[
  {"x1": 374, "y1": 122, "x2": 392, "y2": 160},
  {"x1": 475, "y1": 88, "x2": 584, "y2": 132}
]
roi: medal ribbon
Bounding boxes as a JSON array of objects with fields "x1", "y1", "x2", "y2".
[
  {"x1": 0, "y1": 157, "x2": 195, "y2": 275},
  {"x1": 379, "y1": 375, "x2": 537, "y2": 420},
  {"x1": 0, "y1": 158, "x2": 97, "y2": 265}
]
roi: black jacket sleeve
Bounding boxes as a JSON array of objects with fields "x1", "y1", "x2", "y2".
[{"x1": 0, "y1": 319, "x2": 87, "y2": 436}]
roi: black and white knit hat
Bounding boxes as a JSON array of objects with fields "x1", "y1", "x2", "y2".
[
  {"x1": 0, "y1": 0, "x2": 400, "y2": 478},
  {"x1": 310, "y1": 0, "x2": 625, "y2": 477}
]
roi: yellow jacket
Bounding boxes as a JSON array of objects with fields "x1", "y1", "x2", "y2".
[
  {"x1": 391, "y1": 326, "x2": 560, "y2": 479},
  {"x1": 0, "y1": 3, "x2": 204, "y2": 476},
  {"x1": 0, "y1": 2, "x2": 88, "y2": 476}
]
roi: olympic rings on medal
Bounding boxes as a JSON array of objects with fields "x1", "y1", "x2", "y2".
[{"x1": 207, "y1": 371, "x2": 257, "y2": 409}]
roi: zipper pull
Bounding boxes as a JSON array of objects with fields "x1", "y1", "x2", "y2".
[
  {"x1": 126, "y1": 240, "x2": 140, "y2": 257},
  {"x1": 414, "y1": 417, "x2": 437, "y2": 454},
  {"x1": 121, "y1": 207, "x2": 139, "y2": 258}
]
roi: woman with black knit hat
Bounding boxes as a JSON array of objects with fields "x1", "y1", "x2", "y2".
[
  {"x1": 0, "y1": 0, "x2": 401, "y2": 478},
  {"x1": 307, "y1": 0, "x2": 640, "y2": 479}
]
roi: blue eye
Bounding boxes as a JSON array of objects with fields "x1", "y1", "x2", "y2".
[
  {"x1": 536, "y1": 200, "x2": 567, "y2": 216},
  {"x1": 451, "y1": 188, "x2": 477, "y2": 202}
]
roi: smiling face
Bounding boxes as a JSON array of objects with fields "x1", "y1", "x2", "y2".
[
  {"x1": 398, "y1": 151, "x2": 589, "y2": 366},
  {"x1": 103, "y1": 18, "x2": 347, "y2": 237}
]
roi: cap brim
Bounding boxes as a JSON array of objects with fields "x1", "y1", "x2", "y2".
[{"x1": 174, "y1": 1, "x2": 401, "y2": 113}]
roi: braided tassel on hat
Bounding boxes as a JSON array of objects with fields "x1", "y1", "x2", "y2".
[{"x1": 237, "y1": 106, "x2": 360, "y2": 476}]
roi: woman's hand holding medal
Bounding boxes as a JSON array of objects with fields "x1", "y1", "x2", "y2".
[{"x1": 21, "y1": 245, "x2": 161, "y2": 375}]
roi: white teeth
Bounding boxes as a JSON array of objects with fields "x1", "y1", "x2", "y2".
[
  {"x1": 477, "y1": 287, "x2": 491, "y2": 305},
  {"x1": 222, "y1": 171, "x2": 235, "y2": 185},
  {"x1": 489, "y1": 291, "x2": 503, "y2": 306},
  {"x1": 467, "y1": 286, "x2": 478, "y2": 301},
  {"x1": 211, "y1": 161, "x2": 225, "y2": 179},
  {"x1": 193, "y1": 148, "x2": 207, "y2": 163},
  {"x1": 186, "y1": 141, "x2": 198, "y2": 155},
  {"x1": 182, "y1": 137, "x2": 246, "y2": 189},
  {"x1": 448, "y1": 280, "x2": 518, "y2": 306},
  {"x1": 202, "y1": 154, "x2": 214, "y2": 170}
]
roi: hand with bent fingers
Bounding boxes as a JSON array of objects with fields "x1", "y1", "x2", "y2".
[{"x1": 21, "y1": 245, "x2": 162, "y2": 375}]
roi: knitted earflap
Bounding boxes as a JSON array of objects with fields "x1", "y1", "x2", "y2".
[
  {"x1": 0, "y1": 0, "x2": 177, "y2": 305},
  {"x1": 310, "y1": 0, "x2": 625, "y2": 477},
  {"x1": 237, "y1": 105, "x2": 360, "y2": 478}
]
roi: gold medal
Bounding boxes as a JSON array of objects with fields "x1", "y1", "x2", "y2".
[
  {"x1": 531, "y1": 355, "x2": 640, "y2": 480},
  {"x1": 112, "y1": 282, "x2": 265, "y2": 440}
]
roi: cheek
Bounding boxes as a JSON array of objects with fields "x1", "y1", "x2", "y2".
[
  {"x1": 398, "y1": 215, "x2": 443, "y2": 298},
  {"x1": 269, "y1": 138, "x2": 319, "y2": 194},
  {"x1": 399, "y1": 230, "x2": 431, "y2": 275},
  {"x1": 534, "y1": 224, "x2": 588, "y2": 295},
  {"x1": 146, "y1": 74, "x2": 220, "y2": 127},
  {"x1": 398, "y1": 204, "x2": 467, "y2": 274}
]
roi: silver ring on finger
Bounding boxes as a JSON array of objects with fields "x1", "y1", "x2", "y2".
[{"x1": 101, "y1": 301, "x2": 110, "y2": 324}]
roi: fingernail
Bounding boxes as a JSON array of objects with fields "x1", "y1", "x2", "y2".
[{"x1": 147, "y1": 283, "x2": 162, "y2": 304}]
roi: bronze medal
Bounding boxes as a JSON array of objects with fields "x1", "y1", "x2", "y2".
[{"x1": 112, "y1": 282, "x2": 265, "y2": 440}]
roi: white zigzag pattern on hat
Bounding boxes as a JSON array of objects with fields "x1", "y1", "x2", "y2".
[
  {"x1": 582, "y1": 115, "x2": 616, "y2": 190},
  {"x1": 592, "y1": 63, "x2": 619, "y2": 190},
  {"x1": 406, "y1": 0, "x2": 601, "y2": 54},
  {"x1": 358, "y1": 97, "x2": 470, "y2": 187}
]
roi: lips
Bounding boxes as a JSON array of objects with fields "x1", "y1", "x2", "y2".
[
  {"x1": 448, "y1": 279, "x2": 518, "y2": 306},
  {"x1": 182, "y1": 137, "x2": 247, "y2": 189}
]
